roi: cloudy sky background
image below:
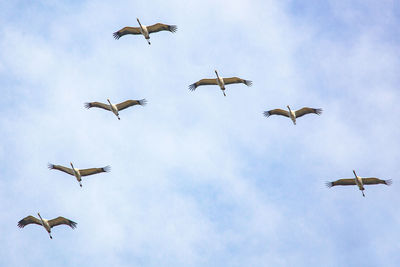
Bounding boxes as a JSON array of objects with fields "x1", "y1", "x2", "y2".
[{"x1": 0, "y1": 0, "x2": 399, "y2": 266}]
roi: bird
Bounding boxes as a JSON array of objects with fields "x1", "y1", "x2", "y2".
[
  {"x1": 48, "y1": 162, "x2": 110, "y2": 187},
  {"x1": 18, "y1": 213, "x2": 77, "y2": 239},
  {"x1": 113, "y1": 18, "x2": 177, "y2": 44},
  {"x1": 326, "y1": 170, "x2": 392, "y2": 197},
  {"x1": 84, "y1": 98, "x2": 147, "y2": 120},
  {"x1": 189, "y1": 70, "x2": 252, "y2": 96},
  {"x1": 263, "y1": 106, "x2": 322, "y2": 125}
]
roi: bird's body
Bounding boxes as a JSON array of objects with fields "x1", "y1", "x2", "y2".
[
  {"x1": 18, "y1": 213, "x2": 77, "y2": 239},
  {"x1": 189, "y1": 70, "x2": 252, "y2": 96},
  {"x1": 326, "y1": 170, "x2": 392, "y2": 197},
  {"x1": 263, "y1": 105, "x2": 322, "y2": 125},
  {"x1": 48, "y1": 162, "x2": 110, "y2": 187},
  {"x1": 113, "y1": 18, "x2": 177, "y2": 45},
  {"x1": 85, "y1": 98, "x2": 147, "y2": 120}
]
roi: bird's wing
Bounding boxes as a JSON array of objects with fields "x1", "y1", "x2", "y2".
[
  {"x1": 147, "y1": 23, "x2": 177, "y2": 34},
  {"x1": 84, "y1": 102, "x2": 111, "y2": 111},
  {"x1": 48, "y1": 164, "x2": 74, "y2": 176},
  {"x1": 48, "y1": 217, "x2": 77, "y2": 229},
  {"x1": 18, "y1": 216, "x2": 42, "y2": 228},
  {"x1": 189, "y1": 79, "x2": 218, "y2": 91},
  {"x1": 326, "y1": 178, "x2": 356, "y2": 187},
  {"x1": 362, "y1": 178, "x2": 392, "y2": 186},
  {"x1": 223, "y1": 77, "x2": 252, "y2": 86},
  {"x1": 116, "y1": 99, "x2": 147, "y2": 111},
  {"x1": 295, "y1": 107, "x2": 323, "y2": 118},
  {"x1": 79, "y1": 166, "x2": 110, "y2": 176},
  {"x1": 263, "y1": 109, "x2": 290, "y2": 118},
  {"x1": 113, "y1": 27, "x2": 141, "y2": 39}
]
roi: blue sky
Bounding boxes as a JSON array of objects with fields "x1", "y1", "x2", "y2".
[{"x1": 0, "y1": 0, "x2": 399, "y2": 266}]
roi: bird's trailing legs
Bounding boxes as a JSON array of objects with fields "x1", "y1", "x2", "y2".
[
  {"x1": 49, "y1": 233, "x2": 53, "y2": 239},
  {"x1": 362, "y1": 190, "x2": 365, "y2": 197},
  {"x1": 222, "y1": 90, "x2": 226, "y2": 97}
]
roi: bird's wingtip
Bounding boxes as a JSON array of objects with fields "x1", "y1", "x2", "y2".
[
  {"x1": 385, "y1": 179, "x2": 393, "y2": 186},
  {"x1": 113, "y1": 32, "x2": 120, "y2": 40},
  {"x1": 263, "y1": 111, "x2": 271, "y2": 118},
  {"x1": 169, "y1": 25, "x2": 177, "y2": 33},
  {"x1": 70, "y1": 221, "x2": 77, "y2": 229},
  {"x1": 325, "y1": 182, "x2": 333, "y2": 188},
  {"x1": 315, "y1": 108, "x2": 323, "y2": 115},
  {"x1": 47, "y1": 163, "x2": 54, "y2": 169},
  {"x1": 188, "y1": 84, "x2": 196, "y2": 91},
  {"x1": 103, "y1": 165, "x2": 111, "y2": 172},
  {"x1": 84, "y1": 103, "x2": 91, "y2": 109},
  {"x1": 245, "y1": 80, "x2": 253, "y2": 87},
  {"x1": 139, "y1": 99, "x2": 147, "y2": 106}
]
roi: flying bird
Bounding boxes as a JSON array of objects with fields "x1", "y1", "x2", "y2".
[
  {"x1": 84, "y1": 98, "x2": 147, "y2": 120},
  {"x1": 326, "y1": 170, "x2": 392, "y2": 197},
  {"x1": 113, "y1": 18, "x2": 177, "y2": 44},
  {"x1": 263, "y1": 106, "x2": 322, "y2": 125},
  {"x1": 18, "y1": 213, "x2": 77, "y2": 239},
  {"x1": 48, "y1": 162, "x2": 110, "y2": 187},
  {"x1": 189, "y1": 70, "x2": 252, "y2": 96}
]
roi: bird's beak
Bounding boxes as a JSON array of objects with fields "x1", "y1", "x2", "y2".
[
  {"x1": 214, "y1": 70, "x2": 218, "y2": 75},
  {"x1": 353, "y1": 170, "x2": 357, "y2": 176}
]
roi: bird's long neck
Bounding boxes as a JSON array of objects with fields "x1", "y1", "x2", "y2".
[
  {"x1": 287, "y1": 106, "x2": 292, "y2": 113},
  {"x1": 215, "y1": 70, "x2": 220, "y2": 79},
  {"x1": 37, "y1": 213, "x2": 45, "y2": 225},
  {"x1": 137, "y1": 18, "x2": 143, "y2": 28},
  {"x1": 70, "y1": 163, "x2": 75, "y2": 170},
  {"x1": 107, "y1": 99, "x2": 112, "y2": 106}
]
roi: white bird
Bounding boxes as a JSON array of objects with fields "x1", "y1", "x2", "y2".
[
  {"x1": 113, "y1": 18, "x2": 177, "y2": 45},
  {"x1": 326, "y1": 170, "x2": 392, "y2": 197},
  {"x1": 18, "y1": 213, "x2": 77, "y2": 239},
  {"x1": 84, "y1": 99, "x2": 147, "y2": 120},
  {"x1": 189, "y1": 70, "x2": 252, "y2": 96},
  {"x1": 48, "y1": 162, "x2": 110, "y2": 187},
  {"x1": 263, "y1": 105, "x2": 322, "y2": 125}
]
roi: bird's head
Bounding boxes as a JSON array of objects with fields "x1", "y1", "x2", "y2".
[
  {"x1": 37, "y1": 212, "x2": 42, "y2": 219},
  {"x1": 353, "y1": 170, "x2": 357, "y2": 176},
  {"x1": 70, "y1": 162, "x2": 74, "y2": 168},
  {"x1": 214, "y1": 70, "x2": 218, "y2": 76},
  {"x1": 287, "y1": 105, "x2": 291, "y2": 110}
]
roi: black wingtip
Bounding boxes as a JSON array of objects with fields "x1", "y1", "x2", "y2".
[
  {"x1": 113, "y1": 32, "x2": 121, "y2": 40},
  {"x1": 139, "y1": 99, "x2": 147, "y2": 106},
  {"x1": 17, "y1": 221, "x2": 24, "y2": 228},
  {"x1": 169, "y1": 25, "x2": 178, "y2": 33},
  {"x1": 70, "y1": 221, "x2": 77, "y2": 229},
  {"x1": 244, "y1": 80, "x2": 253, "y2": 87},
  {"x1": 103, "y1": 166, "x2": 111, "y2": 173},
  {"x1": 325, "y1": 182, "x2": 333, "y2": 188},
  {"x1": 263, "y1": 111, "x2": 271, "y2": 118},
  {"x1": 189, "y1": 84, "x2": 196, "y2": 91},
  {"x1": 84, "y1": 102, "x2": 91, "y2": 109},
  {"x1": 48, "y1": 163, "x2": 54, "y2": 170},
  {"x1": 315, "y1": 108, "x2": 323, "y2": 115},
  {"x1": 385, "y1": 179, "x2": 393, "y2": 186}
]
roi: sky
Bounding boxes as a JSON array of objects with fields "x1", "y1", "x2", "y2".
[{"x1": 0, "y1": 0, "x2": 399, "y2": 266}]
